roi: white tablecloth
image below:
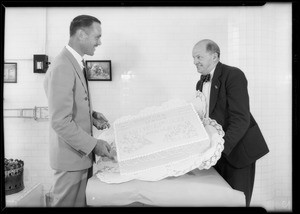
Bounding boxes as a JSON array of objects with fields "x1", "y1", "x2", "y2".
[{"x1": 86, "y1": 167, "x2": 245, "y2": 207}]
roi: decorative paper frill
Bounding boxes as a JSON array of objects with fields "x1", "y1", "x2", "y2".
[
  {"x1": 95, "y1": 99, "x2": 224, "y2": 183},
  {"x1": 191, "y1": 90, "x2": 208, "y2": 120}
]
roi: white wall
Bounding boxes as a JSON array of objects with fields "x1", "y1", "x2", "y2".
[
  {"x1": 3, "y1": 4, "x2": 292, "y2": 210},
  {"x1": 227, "y1": 5, "x2": 292, "y2": 210},
  {"x1": 44, "y1": 7, "x2": 230, "y2": 122}
]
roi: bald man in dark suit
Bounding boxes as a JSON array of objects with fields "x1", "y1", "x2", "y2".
[{"x1": 192, "y1": 39, "x2": 269, "y2": 206}]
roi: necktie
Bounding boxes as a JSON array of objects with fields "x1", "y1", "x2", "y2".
[
  {"x1": 81, "y1": 60, "x2": 89, "y2": 86},
  {"x1": 82, "y1": 60, "x2": 93, "y2": 138},
  {"x1": 196, "y1": 74, "x2": 211, "y2": 92}
]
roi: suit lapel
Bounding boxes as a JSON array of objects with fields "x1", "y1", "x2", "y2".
[
  {"x1": 209, "y1": 62, "x2": 222, "y2": 116},
  {"x1": 63, "y1": 48, "x2": 94, "y2": 135},
  {"x1": 63, "y1": 47, "x2": 89, "y2": 93}
]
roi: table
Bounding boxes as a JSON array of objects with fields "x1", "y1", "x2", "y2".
[
  {"x1": 5, "y1": 182, "x2": 44, "y2": 207},
  {"x1": 86, "y1": 167, "x2": 245, "y2": 207}
]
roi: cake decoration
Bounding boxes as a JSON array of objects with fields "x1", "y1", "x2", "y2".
[{"x1": 94, "y1": 98, "x2": 225, "y2": 183}]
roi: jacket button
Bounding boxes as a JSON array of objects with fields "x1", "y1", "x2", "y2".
[{"x1": 85, "y1": 97, "x2": 88, "y2": 101}]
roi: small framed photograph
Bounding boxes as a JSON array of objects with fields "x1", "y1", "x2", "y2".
[
  {"x1": 4, "y1": 63, "x2": 17, "y2": 83},
  {"x1": 85, "y1": 60, "x2": 112, "y2": 81}
]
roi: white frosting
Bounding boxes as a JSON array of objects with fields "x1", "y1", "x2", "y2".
[{"x1": 95, "y1": 98, "x2": 224, "y2": 183}]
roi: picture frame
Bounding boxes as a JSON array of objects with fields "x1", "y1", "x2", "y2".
[
  {"x1": 85, "y1": 60, "x2": 112, "y2": 81},
  {"x1": 4, "y1": 63, "x2": 17, "y2": 83}
]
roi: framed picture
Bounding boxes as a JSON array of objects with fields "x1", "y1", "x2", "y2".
[
  {"x1": 4, "y1": 63, "x2": 17, "y2": 83},
  {"x1": 85, "y1": 60, "x2": 112, "y2": 81}
]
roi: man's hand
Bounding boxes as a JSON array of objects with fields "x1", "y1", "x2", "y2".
[
  {"x1": 93, "y1": 139, "x2": 113, "y2": 159},
  {"x1": 93, "y1": 111, "x2": 110, "y2": 130},
  {"x1": 93, "y1": 119, "x2": 110, "y2": 130}
]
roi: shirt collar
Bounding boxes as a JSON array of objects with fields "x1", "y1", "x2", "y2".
[
  {"x1": 209, "y1": 66, "x2": 216, "y2": 80},
  {"x1": 201, "y1": 66, "x2": 216, "y2": 81},
  {"x1": 66, "y1": 45, "x2": 84, "y2": 68}
]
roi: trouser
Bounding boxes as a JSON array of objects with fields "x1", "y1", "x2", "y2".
[
  {"x1": 50, "y1": 167, "x2": 93, "y2": 207},
  {"x1": 214, "y1": 156, "x2": 256, "y2": 207}
]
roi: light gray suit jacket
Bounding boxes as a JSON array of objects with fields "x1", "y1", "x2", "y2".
[{"x1": 44, "y1": 47, "x2": 97, "y2": 171}]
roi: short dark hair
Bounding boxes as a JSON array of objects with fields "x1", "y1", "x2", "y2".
[
  {"x1": 206, "y1": 40, "x2": 220, "y2": 58},
  {"x1": 70, "y1": 15, "x2": 101, "y2": 37}
]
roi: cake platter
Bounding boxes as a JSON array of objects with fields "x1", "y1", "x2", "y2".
[{"x1": 94, "y1": 99, "x2": 225, "y2": 184}]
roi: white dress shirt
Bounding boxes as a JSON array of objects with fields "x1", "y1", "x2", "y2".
[
  {"x1": 201, "y1": 67, "x2": 216, "y2": 118},
  {"x1": 66, "y1": 45, "x2": 84, "y2": 69}
]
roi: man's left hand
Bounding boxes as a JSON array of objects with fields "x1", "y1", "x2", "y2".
[{"x1": 93, "y1": 111, "x2": 110, "y2": 130}]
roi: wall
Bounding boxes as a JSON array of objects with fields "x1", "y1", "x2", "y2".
[
  {"x1": 227, "y1": 4, "x2": 292, "y2": 210},
  {"x1": 3, "y1": 4, "x2": 292, "y2": 210},
  {"x1": 4, "y1": 8, "x2": 53, "y2": 194}
]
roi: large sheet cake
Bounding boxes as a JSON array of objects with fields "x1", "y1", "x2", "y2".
[{"x1": 114, "y1": 103, "x2": 210, "y2": 176}]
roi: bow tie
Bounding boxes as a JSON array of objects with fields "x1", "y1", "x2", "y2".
[
  {"x1": 201, "y1": 74, "x2": 211, "y2": 82},
  {"x1": 196, "y1": 74, "x2": 211, "y2": 92}
]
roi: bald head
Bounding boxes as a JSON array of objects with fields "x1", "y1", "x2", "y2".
[
  {"x1": 193, "y1": 39, "x2": 220, "y2": 58},
  {"x1": 192, "y1": 39, "x2": 220, "y2": 75}
]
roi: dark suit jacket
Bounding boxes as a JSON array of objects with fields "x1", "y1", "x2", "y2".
[{"x1": 208, "y1": 62, "x2": 269, "y2": 168}]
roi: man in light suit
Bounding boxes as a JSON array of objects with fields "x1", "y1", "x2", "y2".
[
  {"x1": 44, "y1": 15, "x2": 114, "y2": 207},
  {"x1": 192, "y1": 39, "x2": 269, "y2": 206}
]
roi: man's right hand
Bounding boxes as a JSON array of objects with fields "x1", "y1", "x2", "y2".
[{"x1": 93, "y1": 139, "x2": 114, "y2": 159}]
